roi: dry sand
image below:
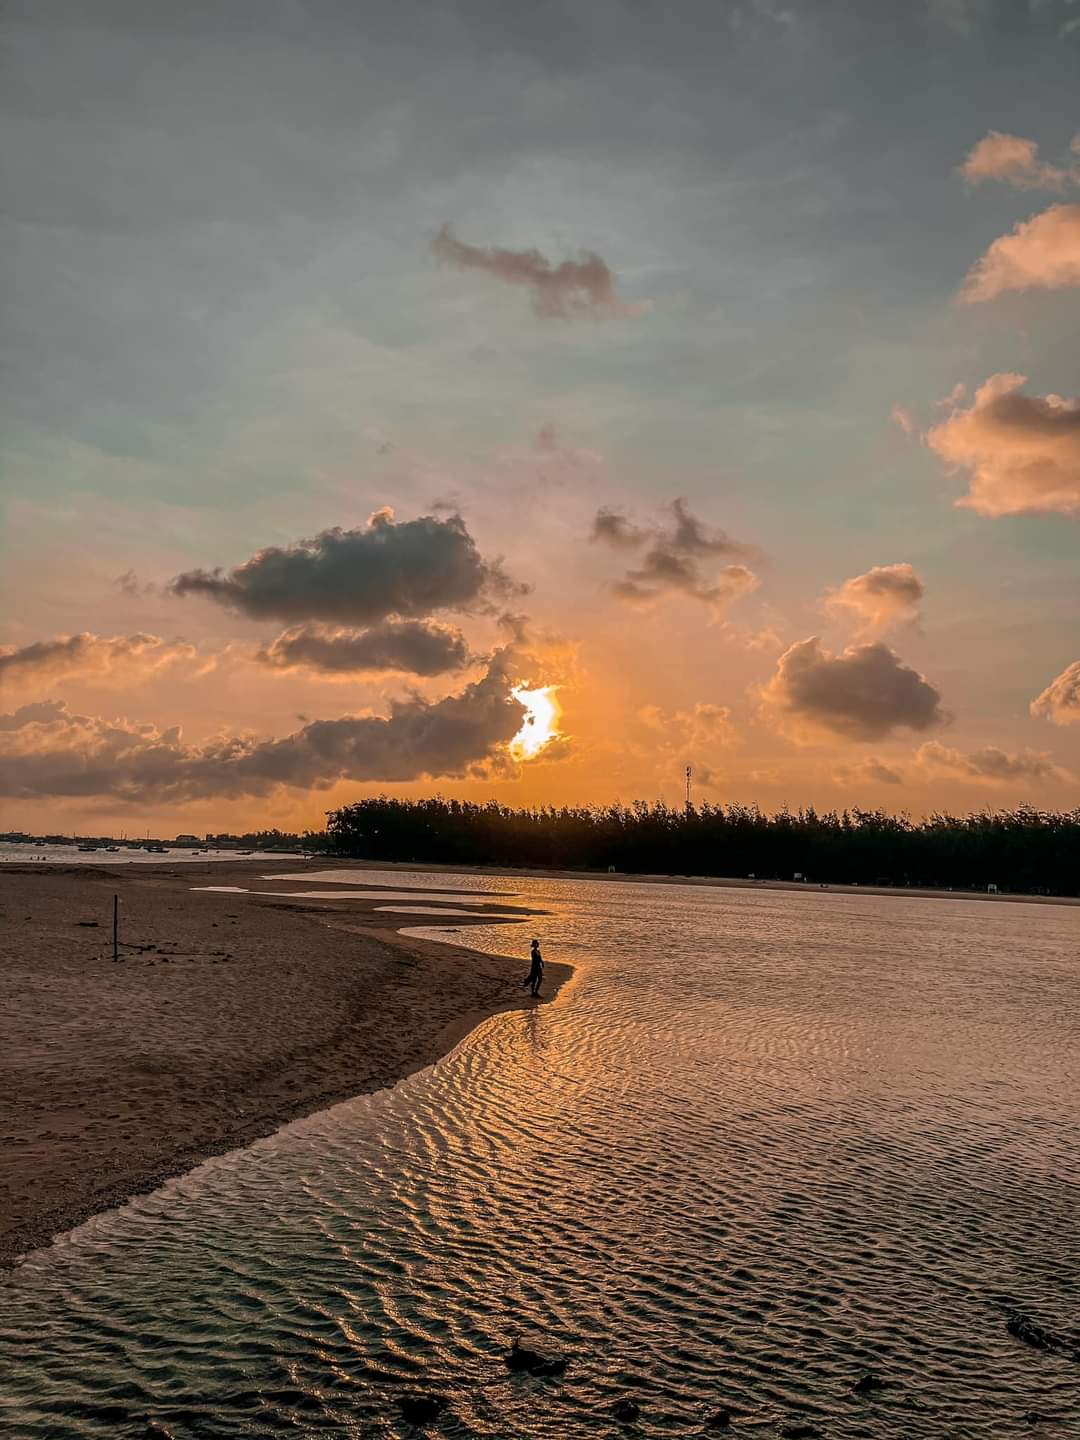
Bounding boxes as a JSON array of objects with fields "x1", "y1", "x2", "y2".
[{"x1": 0, "y1": 861, "x2": 568, "y2": 1269}]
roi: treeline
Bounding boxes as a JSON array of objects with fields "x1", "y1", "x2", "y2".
[
  {"x1": 323, "y1": 797, "x2": 1080, "y2": 896},
  {"x1": 205, "y1": 828, "x2": 333, "y2": 852}
]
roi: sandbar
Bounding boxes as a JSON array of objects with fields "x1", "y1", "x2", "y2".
[{"x1": 0, "y1": 860, "x2": 568, "y2": 1269}]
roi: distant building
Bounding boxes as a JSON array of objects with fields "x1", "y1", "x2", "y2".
[{"x1": 174, "y1": 834, "x2": 201, "y2": 847}]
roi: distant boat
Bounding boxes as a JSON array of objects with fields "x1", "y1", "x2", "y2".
[
  {"x1": 78, "y1": 844, "x2": 99, "y2": 852},
  {"x1": 239, "y1": 849, "x2": 255, "y2": 854},
  {"x1": 105, "y1": 845, "x2": 120, "y2": 852}
]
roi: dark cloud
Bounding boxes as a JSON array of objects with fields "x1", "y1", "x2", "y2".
[
  {"x1": 256, "y1": 619, "x2": 470, "y2": 677},
  {"x1": 916, "y1": 741, "x2": 1063, "y2": 783},
  {"x1": 591, "y1": 507, "x2": 650, "y2": 549},
  {"x1": 496, "y1": 611, "x2": 531, "y2": 645},
  {"x1": 1031, "y1": 659, "x2": 1080, "y2": 726},
  {"x1": 432, "y1": 224, "x2": 646, "y2": 320},
  {"x1": 760, "y1": 637, "x2": 946, "y2": 741},
  {"x1": 170, "y1": 508, "x2": 520, "y2": 625},
  {"x1": 592, "y1": 497, "x2": 759, "y2": 613},
  {"x1": 114, "y1": 570, "x2": 147, "y2": 597},
  {"x1": 865, "y1": 758, "x2": 904, "y2": 785},
  {"x1": 0, "y1": 632, "x2": 197, "y2": 687},
  {"x1": 834, "y1": 757, "x2": 905, "y2": 786},
  {"x1": 0, "y1": 657, "x2": 523, "y2": 802}
]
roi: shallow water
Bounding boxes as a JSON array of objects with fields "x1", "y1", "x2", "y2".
[{"x1": 2, "y1": 873, "x2": 1078, "y2": 1438}]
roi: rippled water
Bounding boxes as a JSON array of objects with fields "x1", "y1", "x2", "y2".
[{"x1": 2, "y1": 874, "x2": 1079, "y2": 1438}]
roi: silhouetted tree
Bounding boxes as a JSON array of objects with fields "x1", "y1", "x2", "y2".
[{"x1": 320, "y1": 797, "x2": 1078, "y2": 896}]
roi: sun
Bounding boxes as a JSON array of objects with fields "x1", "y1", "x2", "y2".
[{"x1": 510, "y1": 685, "x2": 561, "y2": 760}]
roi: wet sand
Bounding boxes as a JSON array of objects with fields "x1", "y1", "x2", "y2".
[{"x1": 0, "y1": 861, "x2": 568, "y2": 1269}]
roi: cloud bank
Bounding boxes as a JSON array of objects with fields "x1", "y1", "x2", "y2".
[
  {"x1": 256, "y1": 620, "x2": 471, "y2": 677},
  {"x1": 916, "y1": 741, "x2": 1063, "y2": 783},
  {"x1": 760, "y1": 637, "x2": 946, "y2": 741},
  {"x1": 592, "y1": 498, "x2": 759, "y2": 614},
  {"x1": 0, "y1": 659, "x2": 524, "y2": 802},
  {"x1": 432, "y1": 225, "x2": 645, "y2": 319},
  {"x1": 171, "y1": 509, "x2": 518, "y2": 625},
  {"x1": 927, "y1": 373, "x2": 1080, "y2": 516},
  {"x1": 822, "y1": 563, "x2": 924, "y2": 635},
  {"x1": 1030, "y1": 661, "x2": 1080, "y2": 726},
  {"x1": 0, "y1": 633, "x2": 198, "y2": 689},
  {"x1": 960, "y1": 204, "x2": 1080, "y2": 302}
]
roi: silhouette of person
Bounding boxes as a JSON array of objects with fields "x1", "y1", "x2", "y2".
[{"x1": 522, "y1": 937, "x2": 544, "y2": 997}]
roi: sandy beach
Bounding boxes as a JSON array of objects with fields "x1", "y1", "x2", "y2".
[{"x1": 0, "y1": 861, "x2": 569, "y2": 1269}]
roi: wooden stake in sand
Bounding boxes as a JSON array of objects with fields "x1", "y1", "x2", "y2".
[{"x1": 113, "y1": 894, "x2": 119, "y2": 963}]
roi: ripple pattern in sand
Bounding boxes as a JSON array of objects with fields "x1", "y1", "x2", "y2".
[{"x1": 1, "y1": 877, "x2": 1078, "y2": 1437}]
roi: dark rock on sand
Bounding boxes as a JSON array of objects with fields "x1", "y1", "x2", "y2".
[
  {"x1": 612, "y1": 1398, "x2": 641, "y2": 1422},
  {"x1": 529, "y1": 1355, "x2": 568, "y2": 1377},
  {"x1": 505, "y1": 1336, "x2": 567, "y2": 1376},
  {"x1": 851, "y1": 1372, "x2": 885, "y2": 1394},
  {"x1": 703, "y1": 1406, "x2": 732, "y2": 1428},
  {"x1": 396, "y1": 1392, "x2": 447, "y2": 1424},
  {"x1": 780, "y1": 1426, "x2": 822, "y2": 1439}
]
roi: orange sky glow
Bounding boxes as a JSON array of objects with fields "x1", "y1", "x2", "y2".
[{"x1": 2, "y1": 5, "x2": 1079, "y2": 835}]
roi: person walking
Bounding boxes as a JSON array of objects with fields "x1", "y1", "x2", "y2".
[{"x1": 522, "y1": 937, "x2": 544, "y2": 997}]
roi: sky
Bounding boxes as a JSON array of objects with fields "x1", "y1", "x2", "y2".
[{"x1": 2, "y1": 0, "x2": 1079, "y2": 836}]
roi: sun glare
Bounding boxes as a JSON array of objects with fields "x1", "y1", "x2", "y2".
[{"x1": 510, "y1": 685, "x2": 561, "y2": 760}]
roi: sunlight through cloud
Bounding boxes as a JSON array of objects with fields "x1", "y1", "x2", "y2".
[{"x1": 510, "y1": 685, "x2": 561, "y2": 760}]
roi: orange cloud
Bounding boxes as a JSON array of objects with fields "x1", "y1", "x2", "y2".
[
  {"x1": 1030, "y1": 660, "x2": 1080, "y2": 726},
  {"x1": 927, "y1": 373, "x2": 1080, "y2": 516},
  {"x1": 959, "y1": 204, "x2": 1080, "y2": 302},
  {"x1": 822, "y1": 563, "x2": 924, "y2": 636},
  {"x1": 634, "y1": 701, "x2": 736, "y2": 793},
  {"x1": 0, "y1": 633, "x2": 199, "y2": 690},
  {"x1": 959, "y1": 131, "x2": 1078, "y2": 191},
  {"x1": 432, "y1": 225, "x2": 647, "y2": 320}
]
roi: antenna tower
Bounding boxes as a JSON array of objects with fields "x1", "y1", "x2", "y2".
[{"x1": 685, "y1": 764, "x2": 693, "y2": 809}]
